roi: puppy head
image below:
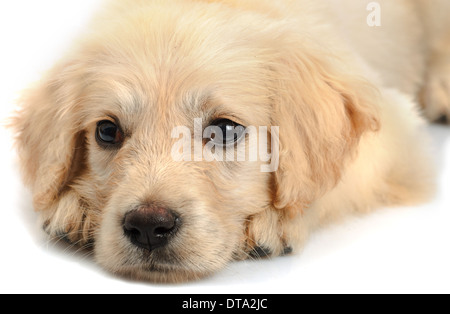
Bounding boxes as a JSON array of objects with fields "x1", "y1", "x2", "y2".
[{"x1": 13, "y1": 2, "x2": 379, "y2": 282}]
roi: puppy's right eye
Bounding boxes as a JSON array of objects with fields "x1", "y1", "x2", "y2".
[{"x1": 96, "y1": 120, "x2": 124, "y2": 148}]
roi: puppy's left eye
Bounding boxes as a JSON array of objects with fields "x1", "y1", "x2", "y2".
[
  {"x1": 96, "y1": 120, "x2": 124, "y2": 147},
  {"x1": 209, "y1": 119, "x2": 245, "y2": 146}
]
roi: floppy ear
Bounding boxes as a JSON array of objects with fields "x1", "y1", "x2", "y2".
[
  {"x1": 271, "y1": 43, "x2": 381, "y2": 214},
  {"x1": 13, "y1": 59, "x2": 86, "y2": 212}
]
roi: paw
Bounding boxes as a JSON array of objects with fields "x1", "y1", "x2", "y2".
[
  {"x1": 241, "y1": 208, "x2": 301, "y2": 260},
  {"x1": 39, "y1": 191, "x2": 96, "y2": 246},
  {"x1": 421, "y1": 71, "x2": 450, "y2": 123},
  {"x1": 42, "y1": 215, "x2": 93, "y2": 246}
]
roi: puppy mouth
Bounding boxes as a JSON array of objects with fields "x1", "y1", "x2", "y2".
[
  {"x1": 118, "y1": 265, "x2": 208, "y2": 283},
  {"x1": 120, "y1": 240, "x2": 195, "y2": 270},
  {"x1": 131, "y1": 260, "x2": 179, "y2": 274},
  {"x1": 116, "y1": 252, "x2": 209, "y2": 283}
]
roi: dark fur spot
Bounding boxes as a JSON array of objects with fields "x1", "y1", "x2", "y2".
[
  {"x1": 436, "y1": 115, "x2": 449, "y2": 124},
  {"x1": 282, "y1": 246, "x2": 293, "y2": 256},
  {"x1": 249, "y1": 246, "x2": 272, "y2": 259},
  {"x1": 42, "y1": 220, "x2": 50, "y2": 232},
  {"x1": 55, "y1": 231, "x2": 73, "y2": 244}
]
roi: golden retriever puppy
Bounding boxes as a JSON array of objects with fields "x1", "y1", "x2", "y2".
[{"x1": 12, "y1": 0, "x2": 448, "y2": 282}]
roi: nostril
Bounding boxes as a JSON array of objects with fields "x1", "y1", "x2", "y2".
[
  {"x1": 153, "y1": 217, "x2": 180, "y2": 237},
  {"x1": 154, "y1": 226, "x2": 171, "y2": 237},
  {"x1": 123, "y1": 225, "x2": 141, "y2": 238},
  {"x1": 123, "y1": 206, "x2": 180, "y2": 251}
]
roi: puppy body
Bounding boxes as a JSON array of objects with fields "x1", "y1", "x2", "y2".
[{"x1": 13, "y1": 0, "x2": 446, "y2": 282}]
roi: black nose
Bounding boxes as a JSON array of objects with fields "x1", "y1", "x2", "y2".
[{"x1": 123, "y1": 205, "x2": 180, "y2": 251}]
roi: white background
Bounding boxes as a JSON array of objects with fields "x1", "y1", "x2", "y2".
[{"x1": 1, "y1": 0, "x2": 449, "y2": 294}]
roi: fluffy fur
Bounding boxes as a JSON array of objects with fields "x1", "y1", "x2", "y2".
[{"x1": 12, "y1": 0, "x2": 449, "y2": 282}]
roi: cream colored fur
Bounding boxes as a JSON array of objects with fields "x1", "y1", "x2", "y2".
[{"x1": 12, "y1": 0, "x2": 448, "y2": 282}]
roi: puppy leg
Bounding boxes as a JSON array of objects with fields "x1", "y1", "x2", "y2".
[
  {"x1": 418, "y1": 0, "x2": 450, "y2": 123},
  {"x1": 243, "y1": 208, "x2": 309, "y2": 259},
  {"x1": 41, "y1": 190, "x2": 97, "y2": 246},
  {"x1": 421, "y1": 45, "x2": 450, "y2": 123}
]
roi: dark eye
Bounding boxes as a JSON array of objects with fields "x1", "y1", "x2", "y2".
[
  {"x1": 96, "y1": 120, "x2": 124, "y2": 147},
  {"x1": 209, "y1": 119, "x2": 245, "y2": 146}
]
